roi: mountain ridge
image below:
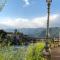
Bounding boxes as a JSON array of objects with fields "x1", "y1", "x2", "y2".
[{"x1": 3, "y1": 27, "x2": 60, "y2": 38}]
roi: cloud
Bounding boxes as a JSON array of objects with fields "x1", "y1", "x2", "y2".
[
  {"x1": 23, "y1": 0, "x2": 30, "y2": 7},
  {"x1": 0, "y1": 14, "x2": 59, "y2": 29}
]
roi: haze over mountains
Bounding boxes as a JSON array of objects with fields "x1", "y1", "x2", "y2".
[{"x1": 4, "y1": 27, "x2": 60, "y2": 38}]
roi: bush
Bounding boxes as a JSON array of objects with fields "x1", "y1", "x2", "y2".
[
  {"x1": 25, "y1": 42, "x2": 45, "y2": 60},
  {"x1": 0, "y1": 42, "x2": 45, "y2": 60}
]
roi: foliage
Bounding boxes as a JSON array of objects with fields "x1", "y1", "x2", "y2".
[
  {"x1": 0, "y1": 42, "x2": 45, "y2": 60},
  {"x1": 25, "y1": 42, "x2": 45, "y2": 60}
]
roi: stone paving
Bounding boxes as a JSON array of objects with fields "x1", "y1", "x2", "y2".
[{"x1": 51, "y1": 47, "x2": 60, "y2": 60}]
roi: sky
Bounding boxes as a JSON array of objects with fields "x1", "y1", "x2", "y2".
[{"x1": 0, "y1": 0, "x2": 60, "y2": 29}]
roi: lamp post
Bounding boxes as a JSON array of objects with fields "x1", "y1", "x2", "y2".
[{"x1": 45, "y1": 0, "x2": 52, "y2": 52}]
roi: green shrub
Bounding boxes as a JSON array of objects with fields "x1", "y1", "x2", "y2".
[
  {"x1": 25, "y1": 42, "x2": 45, "y2": 60},
  {"x1": 0, "y1": 42, "x2": 45, "y2": 60}
]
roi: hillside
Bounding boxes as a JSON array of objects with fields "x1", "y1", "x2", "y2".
[{"x1": 4, "y1": 27, "x2": 60, "y2": 38}]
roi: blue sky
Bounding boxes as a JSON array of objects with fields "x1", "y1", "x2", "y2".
[{"x1": 0, "y1": 0, "x2": 60, "y2": 29}]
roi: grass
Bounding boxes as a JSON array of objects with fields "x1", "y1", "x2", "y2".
[{"x1": 0, "y1": 42, "x2": 45, "y2": 60}]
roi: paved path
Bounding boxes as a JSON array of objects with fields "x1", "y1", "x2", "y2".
[{"x1": 51, "y1": 47, "x2": 60, "y2": 60}]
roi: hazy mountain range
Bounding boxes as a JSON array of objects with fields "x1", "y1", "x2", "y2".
[{"x1": 4, "y1": 27, "x2": 60, "y2": 38}]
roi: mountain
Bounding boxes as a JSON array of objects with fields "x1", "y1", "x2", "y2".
[
  {"x1": 19, "y1": 28, "x2": 45, "y2": 37},
  {"x1": 19, "y1": 27, "x2": 60, "y2": 38},
  {"x1": 49, "y1": 27, "x2": 60, "y2": 38},
  {"x1": 4, "y1": 27, "x2": 60, "y2": 38},
  {"x1": 40, "y1": 27, "x2": 60, "y2": 38}
]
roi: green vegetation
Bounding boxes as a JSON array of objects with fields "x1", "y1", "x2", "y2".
[
  {"x1": 0, "y1": 42, "x2": 45, "y2": 60},
  {"x1": 25, "y1": 42, "x2": 45, "y2": 60}
]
